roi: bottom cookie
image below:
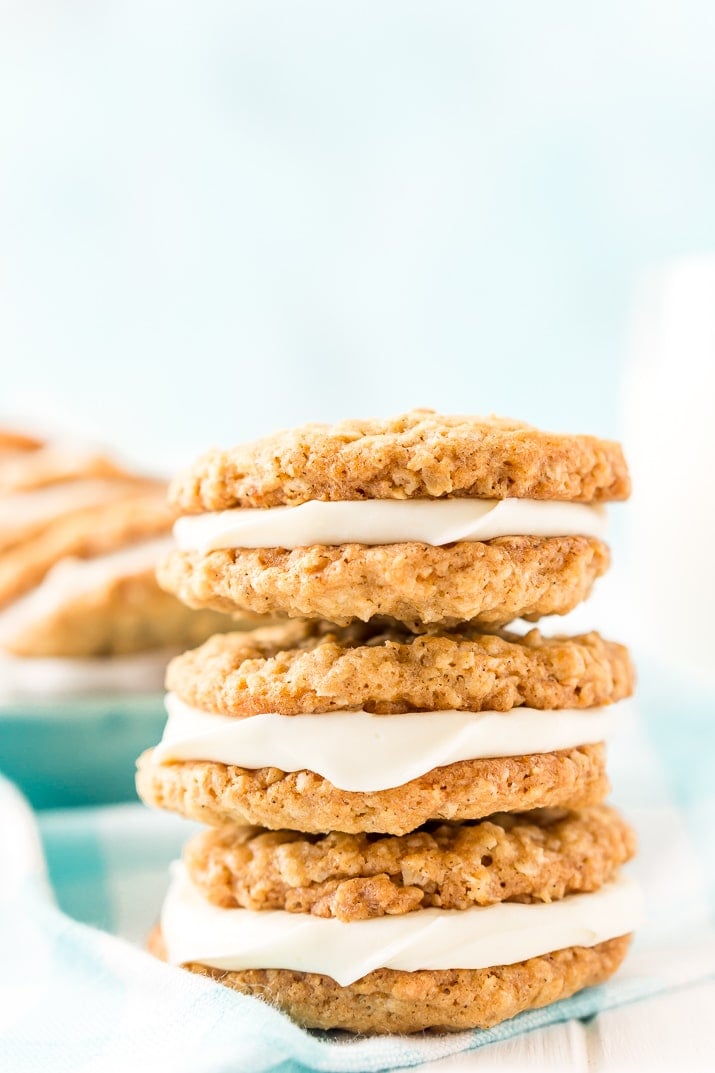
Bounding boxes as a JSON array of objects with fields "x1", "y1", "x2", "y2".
[{"x1": 149, "y1": 926, "x2": 631, "y2": 1034}]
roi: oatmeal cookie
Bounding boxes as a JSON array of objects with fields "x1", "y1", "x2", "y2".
[
  {"x1": 184, "y1": 805, "x2": 635, "y2": 919},
  {"x1": 136, "y1": 744, "x2": 609, "y2": 835},
  {"x1": 167, "y1": 619, "x2": 633, "y2": 716},
  {"x1": 158, "y1": 536, "x2": 609, "y2": 628},
  {"x1": 170, "y1": 410, "x2": 630, "y2": 511}
]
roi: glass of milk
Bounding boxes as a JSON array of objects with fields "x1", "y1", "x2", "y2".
[{"x1": 623, "y1": 253, "x2": 715, "y2": 680}]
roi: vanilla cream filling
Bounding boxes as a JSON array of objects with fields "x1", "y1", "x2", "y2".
[
  {"x1": 0, "y1": 648, "x2": 171, "y2": 701},
  {"x1": 155, "y1": 694, "x2": 622, "y2": 792},
  {"x1": 0, "y1": 479, "x2": 131, "y2": 541},
  {"x1": 161, "y1": 866, "x2": 642, "y2": 986},
  {"x1": 173, "y1": 498, "x2": 607, "y2": 552},
  {"x1": 0, "y1": 536, "x2": 173, "y2": 647}
]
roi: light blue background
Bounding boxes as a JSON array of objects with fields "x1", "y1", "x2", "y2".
[{"x1": 2, "y1": 2, "x2": 715, "y2": 459}]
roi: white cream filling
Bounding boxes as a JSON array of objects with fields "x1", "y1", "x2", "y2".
[
  {"x1": 155, "y1": 694, "x2": 622, "y2": 792},
  {"x1": 161, "y1": 866, "x2": 642, "y2": 986},
  {"x1": 173, "y1": 498, "x2": 607, "y2": 552},
  {"x1": 0, "y1": 648, "x2": 171, "y2": 701},
  {"x1": 0, "y1": 536, "x2": 173, "y2": 646}
]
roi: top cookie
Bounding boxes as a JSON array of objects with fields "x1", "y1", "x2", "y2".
[{"x1": 170, "y1": 410, "x2": 630, "y2": 512}]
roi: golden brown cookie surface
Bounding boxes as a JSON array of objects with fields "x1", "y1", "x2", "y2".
[
  {"x1": 136, "y1": 744, "x2": 609, "y2": 835},
  {"x1": 149, "y1": 925, "x2": 631, "y2": 1033},
  {"x1": 170, "y1": 410, "x2": 630, "y2": 511},
  {"x1": 184, "y1": 805, "x2": 635, "y2": 920},
  {"x1": 166, "y1": 620, "x2": 633, "y2": 716},
  {"x1": 158, "y1": 536, "x2": 609, "y2": 629}
]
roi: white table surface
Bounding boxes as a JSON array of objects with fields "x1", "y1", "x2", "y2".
[{"x1": 417, "y1": 977, "x2": 715, "y2": 1072}]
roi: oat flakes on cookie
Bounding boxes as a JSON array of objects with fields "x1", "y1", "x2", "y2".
[
  {"x1": 164, "y1": 619, "x2": 634, "y2": 716},
  {"x1": 138, "y1": 742, "x2": 612, "y2": 834},
  {"x1": 170, "y1": 410, "x2": 630, "y2": 509},
  {"x1": 184, "y1": 805, "x2": 636, "y2": 919}
]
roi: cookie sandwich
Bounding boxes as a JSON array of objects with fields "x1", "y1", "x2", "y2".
[
  {"x1": 137, "y1": 619, "x2": 633, "y2": 834},
  {"x1": 149, "y1": 806, "x2": 638, "y2": 1033},
  {"x1": 158, "y1": 411, "x2": 627, "y2": 628}
]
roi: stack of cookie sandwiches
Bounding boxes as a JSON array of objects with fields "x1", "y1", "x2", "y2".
[{"x1": 138, "y1": 411, "x2": 641, "y2": 1034}]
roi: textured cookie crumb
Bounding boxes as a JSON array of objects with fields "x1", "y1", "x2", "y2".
[
  {"x1": 166, "y1": 619, "x2": 633, "y2": 716},
  {"x1": 136, "y1": 744, "x2": 610, "y2": 835},
  {"x1": 158, "y1": 535, "x2": 610, "y2": 628},
  {"x1": 170, "y1": 410, "x2": 630, "y2": 511},
  {"x1": 184, "y1": 805, "x2": 636, "y2": 920}
]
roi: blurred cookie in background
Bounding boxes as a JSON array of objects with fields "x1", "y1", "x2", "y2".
[
  {"x1": 0, "y1": 429, "x2": 44, "y2": 458},
  {"x1": 0, "y1": 428, "x2": 251, "y2": 809}
]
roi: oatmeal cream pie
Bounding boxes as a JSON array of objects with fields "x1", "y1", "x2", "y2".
[
  {"x1": 0, "y1": 436, "x2": 237, "y2": 700},
  {"x1": 136, "y1": 620, "x2": 633, "y2": 834},
  {"x1": 158, "y1": 411, "x2": 627, "y2": 628},
  {"x1": 148, "y1": 807, "x2": 641, "y2": 1033}
]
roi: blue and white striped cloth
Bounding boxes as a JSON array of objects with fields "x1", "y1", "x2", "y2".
[{"x1": 1, "y1": 660, "x2": 715, "y2": 1073}]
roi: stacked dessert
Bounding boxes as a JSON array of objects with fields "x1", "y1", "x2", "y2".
[
  {"x1": 0, "y1": 431, "x2": 230, "y2": 693},
  {"x1": 138, "y1": 411, "x2": 641, "y2": 1034}
]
